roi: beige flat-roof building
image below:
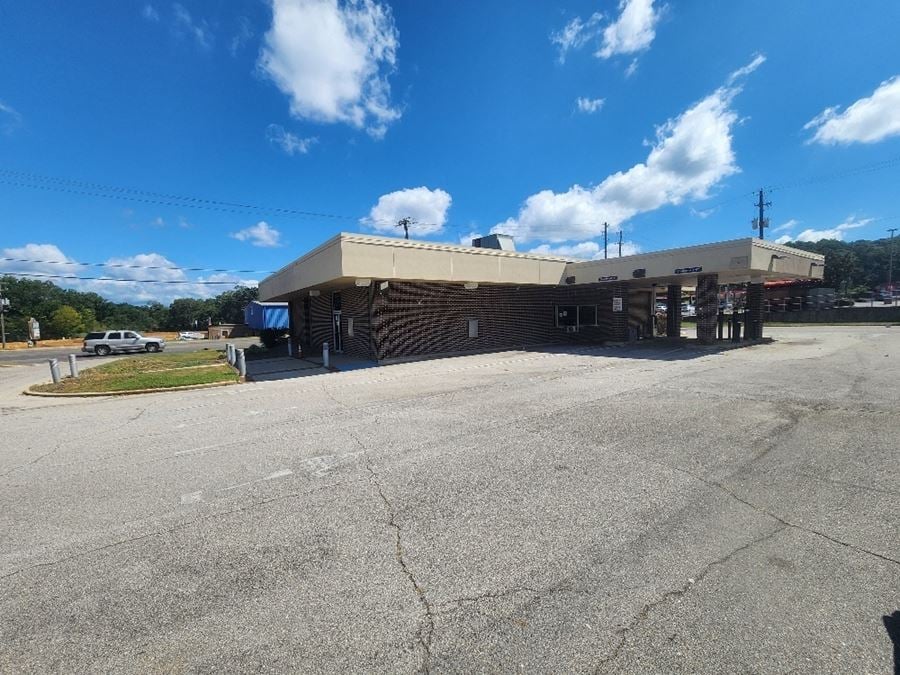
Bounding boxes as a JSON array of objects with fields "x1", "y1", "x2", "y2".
[{"x1": 259, "y1": 233, "x2": 824, "y2": 361}]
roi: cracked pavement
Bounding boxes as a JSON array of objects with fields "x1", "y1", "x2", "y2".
[{"x1": 0, "y1": 326, "x2": 898, "y2": 672}]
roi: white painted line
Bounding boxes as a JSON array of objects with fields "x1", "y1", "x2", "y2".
[{"x1": 216, "y1": 468, "x2": 294, "y2": 493}]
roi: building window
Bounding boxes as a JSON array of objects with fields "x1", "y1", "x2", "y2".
[
  {"x1": 578, "y1": 305, "x2": 597, "y2": 326},
  {"x1": 556, "y1": 306, "x2": 577, "y2": 327},
  {"x1": 556, "y1": 305, "x2": 597, "y2": 328}
]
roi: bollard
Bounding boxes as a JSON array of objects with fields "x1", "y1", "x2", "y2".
[
  {"x1": 68, "y1": 354, "x2": 79, "y2": 379},
  {"x1": 226, "y1": 343, "x2": 234, "y2": 365},
  {"x1": 323, "y1": 341, "x2": 330, "y2": 369},
  {"x1": 48, "y1": 358, "x2": 61, "y2": 384},
  {"x1": 236, "y1": 348, "x2": 246, "y2": 378}
]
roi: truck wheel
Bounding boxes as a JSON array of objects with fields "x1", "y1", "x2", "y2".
[
  {"x1": 145, "y1": 343, "x2": 160, "y2": 353},
  {"x1": 95, "y1": 345, "x2": 111, "y2": 356}
]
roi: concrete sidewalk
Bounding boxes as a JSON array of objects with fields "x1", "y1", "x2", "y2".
[{"x1": 243, "y1": 356, "x2": 328, "y2": 382}]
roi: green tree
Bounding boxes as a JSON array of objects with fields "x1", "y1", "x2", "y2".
[
  {"x1": 49, "y1": 305, "x2": 85, "y2": 338},
  {"x1": 79, "y1": 307, "x2": 98, "y2": 332},
  {"x1": 214, "y1": 286, "x2": 259, "y2": 324}
]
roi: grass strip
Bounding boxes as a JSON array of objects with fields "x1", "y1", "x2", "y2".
[
  {"x1": 88, "y1": 349, "x2": 226, "y2": 375},
  {"x1": 32, "y1": 364, "x2": 237, "y2": 393}
]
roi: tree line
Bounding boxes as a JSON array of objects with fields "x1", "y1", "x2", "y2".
[
  {"x1": 0, "y1": 276, "x2": 259, "y2": 341},
  {"x1": 784, "y1": 235, "x2": 898, "y2": 296}
]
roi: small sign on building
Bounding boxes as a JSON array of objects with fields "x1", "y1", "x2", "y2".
[{"x1": 612, "y1": 297, "x2": 624, "y2": 312}]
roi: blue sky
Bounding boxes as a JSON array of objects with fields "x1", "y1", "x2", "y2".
[{"x1": 1, "y1": 0, "x2": 899, "y2": 302}]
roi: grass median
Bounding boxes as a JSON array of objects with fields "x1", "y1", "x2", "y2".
[{"x1": 31, "y1": 349, "x2": 239, "y2": 394}]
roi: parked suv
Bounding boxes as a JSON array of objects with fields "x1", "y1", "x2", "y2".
[{"x1": 82, "y1": 330, "x2": 166, "y2": 356}]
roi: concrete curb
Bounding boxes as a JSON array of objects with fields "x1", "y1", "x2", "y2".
[{"x1": 23, "y1": 379, "x2": 239, "y2": 398}]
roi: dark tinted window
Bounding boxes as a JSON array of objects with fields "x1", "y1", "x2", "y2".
[
  {"x1": 108, "y1": 332, "x2": 121, "y2": 340},
  {"x1": 86, "y1": 332, "x2": 106, "y2": 340},
  {"x1": 556, "y1": 306, "x2": 577, "y2": 327},
  {"x1": 579, "y1": 305, "x2": 597, "y2": 326}
]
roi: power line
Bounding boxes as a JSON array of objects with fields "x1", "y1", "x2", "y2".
[
  {"x1": 0, "y1": 168, "x2": 360, "y2": 222},
  {"x1": 765, "y1": 155, "x2": 900, "y2": 194},
  {"x1": 0, "y1": 256, "x2": 271, "y2": 274},
  {"x1": 1, "y1": 272, "x2": 253, "y2": 285}
]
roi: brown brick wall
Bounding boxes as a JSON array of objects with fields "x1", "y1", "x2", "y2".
[
  {"x1": 373, "y1": 281, "x2": 621, "y2": 360},
  {"x1": 695, "y1": 273, "x2": 719, "y2": 344},
  {"x1": 290, "y1": 281, "x2": 657, "y2": 362},
  {"x1": 303, "y1": 288, "x2": 374, "y2": 359}
]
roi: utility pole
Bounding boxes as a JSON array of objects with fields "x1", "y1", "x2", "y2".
[
  {"x1": 753, "y1": 188, "x2": 771, "y2": 239},
  {"x1": 397, "y1": 217, "x2": 413, "y2": 240},
  {"x1": 617, "y1": 230, "x2": 623, "y2": 257},
  {"x1": 603, "y1": 222, "x2": 609, "y2": 259},
  {"x1": 889, "y1": 228, "x2": 898, "y2": 306}
]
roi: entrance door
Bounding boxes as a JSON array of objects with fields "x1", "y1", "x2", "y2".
[
  {"x1": 331, "y1": 292, "x2": 343, "y2": 352},
  {"x1": 332, "y1": 311, "x2": 343, "y2": 352}
]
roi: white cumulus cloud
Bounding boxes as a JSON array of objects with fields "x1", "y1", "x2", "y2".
[
  {"x1": 259, "y1": 0, "x2": 401, "y2": 139},
  {"x1": 230, "y1": 221, "x2": 283, "y2": 247},
  {"x1": 576, "y1": 97, "x2": 605, "y2": 114},
  {"x1": 0, "y1": 244, "x2": 256, "y2": 304},
  {"x1": 551, "y1": 12, "x2": 604, "y2": 63},
  {"x1": 362, "y1": 187, "x2": 452, "y2": 236},
  {"x1": 775, "y1": 216, "x2": 871, "y2": 244},
  {"x1": 804, "y1": 75, "x2": 900, "y2": 145},
  {"x1": 265, "y1": 124, "x2": 318, "y2": 155},
  {"x1": 597, "y1": 0, "x2": 661, "y2": 60},
  {"x1": 529, "y1": 240, "x2": 641, "y2": 260},
  {"x1": 492, "y1": 56, "x2": 763, "y2": 244}
]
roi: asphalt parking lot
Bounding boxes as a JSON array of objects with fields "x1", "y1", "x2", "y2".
[{"x1": 1, "y1": 326, "x2": 898, "y2": 672}]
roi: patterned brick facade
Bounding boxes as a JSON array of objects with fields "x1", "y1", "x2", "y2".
[
  {"x1": 695, "y1": 273, "x2": 719, "y2": 344},
  {"x1": 290, "y1": 281, "x2": 651, "y2": 361},
  {"x1": 745, "y1": 282, "x2": 764, "y2": 340},
  {"x1": 666, "y1": 284, "x2": 682, "y2": 337}
]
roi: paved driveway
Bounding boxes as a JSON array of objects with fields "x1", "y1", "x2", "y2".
[{"x1": 0, "y1": 327, "x2": 898, "y2": 672}]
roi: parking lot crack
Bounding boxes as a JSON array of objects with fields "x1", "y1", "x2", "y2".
[
  {"x1": 366, "y1": 463, "x2": 435, "y2": 673},
  {"x1": 0, "y1": 441, "x2": 63, "y2": 478},
  {"x1": 0, "y1": 480, "x2": 354, "y2": 582},
  {"x1": 631, "y1": 452, "x2": 900, "y2": 570},
  {"x1": 435, "y1": 584, "x2": 583, "y2": 616},
  {"x1": 594, "y1": 524, "x2": 786, "y2": 673}
]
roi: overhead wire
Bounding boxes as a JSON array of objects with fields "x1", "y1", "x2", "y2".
[
  {"x1": 0, "y1": 168, "x2": 360, "y2": 221},
  {"x1": 0, "y1": 256, "x2": 271, "y2": 274},
  {"x1": 2, "y1": 272, "x2": 250, "y2": 284}
]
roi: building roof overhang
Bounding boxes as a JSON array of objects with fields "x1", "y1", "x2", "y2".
[
  {"x1": 258, "y1": 234, "x2": 826, "y2": 301},
  {"x1": 563, "y1": 238, "x2": 825, "y2": 289}
]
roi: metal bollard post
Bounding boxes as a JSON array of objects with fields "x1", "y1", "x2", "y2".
[
  {"x1": 323, "y1": 341, "x2": 330, "y2": 369},
  {"x1": 236, "y1": 348, "x2": 246, "y2": 378},
  {"x1": 48, "y1": 358, "x2": 61, "y2": 384},
  {"x1": 226, "y1": 343, "x2": 234, "y2": 364},
  {"x1": 68, "y1": 354, "x2": 79, "y2": 378}
]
